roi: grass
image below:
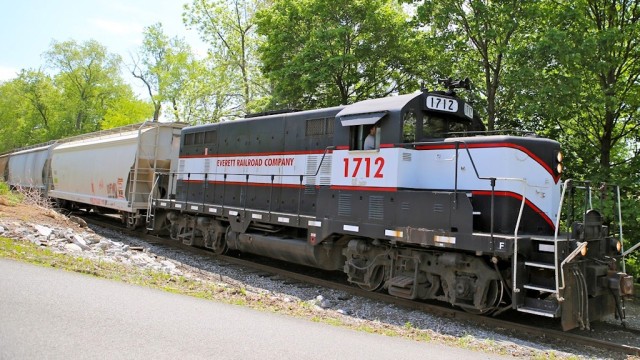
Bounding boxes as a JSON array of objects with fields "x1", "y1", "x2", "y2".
[{"x1": 0, "y1": 182, "x2": 22, "y2": 206}]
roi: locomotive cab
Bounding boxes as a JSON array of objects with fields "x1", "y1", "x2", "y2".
[{"x1": 339, "y1": 88, "x2": 478, "y2": 151}]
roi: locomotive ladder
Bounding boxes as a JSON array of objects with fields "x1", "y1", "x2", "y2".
[
  {"x1": 452, "y1": 142, "x2": 567, "y2": 317},
  {"x1": 514, "y1": 180, "x2": 624, "y2": 319}
]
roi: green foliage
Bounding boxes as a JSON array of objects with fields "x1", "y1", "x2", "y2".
[
  {"x1": 101, "y1": 97, "x2": 154, "y2": 129},
  {"x1": 0, "y1": 40, "x2": 144, "y2": 151},
  {"x1": 184, "y1": 0, "x2": 269, "y2": 117},
  {"x1": 45, "y1": 39, "x2": 128, "y2": 134},
  {"x1": 132, "y1": 23, "x2": 206, "y2": 123},
  {"x1": 256, "y1": 0, "x2": 420, "y2": 109},
  {"x1": 408, "y1": 0, "x2": 544, "y2": 131},
  {"x1": 625, "y1": 255, "x2": 640, "y2": 280},
  {"x1": 0, "y1": 182, "x2": 22, "y2": 205}
]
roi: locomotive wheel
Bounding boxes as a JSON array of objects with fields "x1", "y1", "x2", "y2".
[
  {"x1": 211, "y1": 230, "x2": 228, "y2": 255},
  {"x1": 357, "y1": 265, "x2": 385, "y2": 292},
  {"x1": 461, "y1": 279, "x2": 503, "y2": 315}
]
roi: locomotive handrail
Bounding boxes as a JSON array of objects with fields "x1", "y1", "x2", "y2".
[
  {"x1": 622, "y1": 242, "x2": 640, "y2": 257},
  {"x1": 556, "y1": 180, "x2": 629, "y2": 294},
  {"x1": 146, "y1": 172, "x2": 163, "y2": 224},
  {"x1": 449, "y1": 140, "x2": 531, "y2": 297},
  {"x1": 157, "y1": 146, "x2": 337, "y2": 219},
  {"x1": 555, "y1": 179, "x2": 572, "y2": 294},
  {"x1": 558, "y1": 241, "x2": 587, "y2": 296}
]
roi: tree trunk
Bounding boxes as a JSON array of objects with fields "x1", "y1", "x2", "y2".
[{"x1": 153, "y1": 102, "x2": 161, "y2": 122}]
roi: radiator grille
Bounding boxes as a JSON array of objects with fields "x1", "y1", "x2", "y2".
[
  {"x1": 338, "y1": 194, "x2": 352, "y2": 217},
  {"x1": 368, "y1": 196, "x2": 384, "y2": 220}
]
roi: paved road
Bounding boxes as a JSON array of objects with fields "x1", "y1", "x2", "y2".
[{"x1": 0, "y1": 259, "x2": 511, "y2": 359}]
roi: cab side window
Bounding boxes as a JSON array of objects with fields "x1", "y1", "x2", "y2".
[{"x1": 403, "y1": 110, "x2": 416, "y2": 143}]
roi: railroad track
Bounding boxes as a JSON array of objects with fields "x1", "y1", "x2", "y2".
[{"x1": 83, "y1": 214, "x2": 640, "y2": 357}]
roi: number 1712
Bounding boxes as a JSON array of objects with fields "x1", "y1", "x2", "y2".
[{"x1": 343, "y1": 157, "x2": 384, "y2": 178}]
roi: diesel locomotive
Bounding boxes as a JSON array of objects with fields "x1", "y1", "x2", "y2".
[
  {"x1": 1, "y1": 81, "x2": 635, "y2": 331},
  {"x1": 148, "y1": 81, "x2": 635, "y2": 331}
]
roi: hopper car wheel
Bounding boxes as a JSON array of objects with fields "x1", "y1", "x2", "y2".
[
  {"x1": 357, "y1": 265, "x2": 385, "y2": 292},
  {"x1": 125, "y1": 213, "x2": 138, "y2": 230}
]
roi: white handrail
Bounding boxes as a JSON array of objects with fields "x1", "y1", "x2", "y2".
[
  {"x1": 146, "y1": 173, "x2": 161, "y2": 225},
  {"x1": 617, "y1": 186, "x2": 626, "y2": 273},
  {"x1": 511, "y1": 178, "x2": 528, "y2": 295},
  {"x1": 553, "y1": 180, "x2": 571, "y2": 294},
  {"x1": 559, "y1": 242, "x2": 587, "y2": 299}
]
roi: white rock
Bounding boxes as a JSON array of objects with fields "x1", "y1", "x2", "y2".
[
  {"x1": 73, "y1": 234, "x2": 86, "y2": 245},
  {"x1": 0, "y1": 226, "x2": 4, "y2": 234},
  {"x1": 96, "y1": 241, "x2": 112, "y2": 250},
  {"x1": 105, "y1": 248, "x2": 122, "y2": 255},
  {"x1": 83, "y1": 235, "x2": 99, "y2": 245},
  {"x1": 26, "y1": 235, "x2": 42, "y2": 246},
  {"x1": 32, "y1": 224, "x2": 53, "y2": 237},
  {"x1": 320, "y1": 299, "x2": 332, "y2": 309},
  {"x1": 65, "y1": 243, "x2": 83, "y2": 252},
  {"x1": 72, "y1": 235, "x2": 90, "y2": 250},
  {"x1": 161, "y1": 260, "x2": 176, "y2": 270}
]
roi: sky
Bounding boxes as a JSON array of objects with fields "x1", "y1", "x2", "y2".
[{"x1": 0, "y1": 0, "x2": 206, "y2": 96}]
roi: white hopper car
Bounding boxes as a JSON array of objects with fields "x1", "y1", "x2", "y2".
[
  {"x1": 5, "y1": 143, "x2": 55, "y2": 191},
  {"x1": 1, "y1": 122, "x2": 186, "y2": 227}
]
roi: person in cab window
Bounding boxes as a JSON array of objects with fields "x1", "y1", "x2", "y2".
[{"x1": 364, "y1": 126, "x2": 376, "y2": 150}]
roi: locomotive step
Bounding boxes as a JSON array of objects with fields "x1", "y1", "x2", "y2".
[
  {"x1": 524, "y1": 261, "x2": 556, "y2": 269},
  {"x1": 523, "y1": 283, "x2": 557, "y2": 293},
  {"x1": 517, "y1": 306, "x2": 557, "y2": 318},
  {"x1": 530, "y1": 235, "x2": 571, "y2": 243}
]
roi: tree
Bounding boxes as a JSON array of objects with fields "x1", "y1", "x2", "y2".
[
  {"x1": 256, "y1": 0, "x2": 419, "y2": 109},
  {"x1": 0, "y1": 40, "x2": 149, "y2": 151},
  {"x1": 184, "y1": 0, "x2": 268, "y2": 115},
  {"x1": 13, "y1": 69, "x2": 58, "y2": 132},
  {"x1": 132, "y1": 23, "x2": 203, "y2": 122},
  {"x1": 408, "y1": 0, "x2": 542, "y2": 131},
  {"x1": 555, "y1": 0, "x2": 640, "y2": 176},
  {"x1": 44, "y1": 40, "x2": 129, "y2": 133},
  {"x1": 101, "y1": 96, "x2": 154, "y2": 129}
]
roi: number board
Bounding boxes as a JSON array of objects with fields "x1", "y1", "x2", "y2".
[
  {"x1": 426, "y1": 96, "x2": 458, "y2": 113},
  {"x1": 464, "y1": 103, "x2": 474, "y2": 119}
]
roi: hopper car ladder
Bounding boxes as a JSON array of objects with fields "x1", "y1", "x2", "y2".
[{"x1": 127, "y1": 123, "x2": 162, "y2": 228}]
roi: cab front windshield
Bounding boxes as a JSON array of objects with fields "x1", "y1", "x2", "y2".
[{"x1": 402, "y1": 109, "x2": 470, "y2": 143}]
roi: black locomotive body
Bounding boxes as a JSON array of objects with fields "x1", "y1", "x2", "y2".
[{"x1": 151, "y1": 89, "x2": 634, "y2": 331}]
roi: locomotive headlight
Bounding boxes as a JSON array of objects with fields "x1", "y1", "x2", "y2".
[
  {"x1": 616, "y1": 240, "x2": 622, "y2": 253},
  {"x1": 580, "y1": 244, "x2": 588, "y2": 257},
  {"x1": 555, "y1": 151, "x2": 563, "y2": 174}
]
